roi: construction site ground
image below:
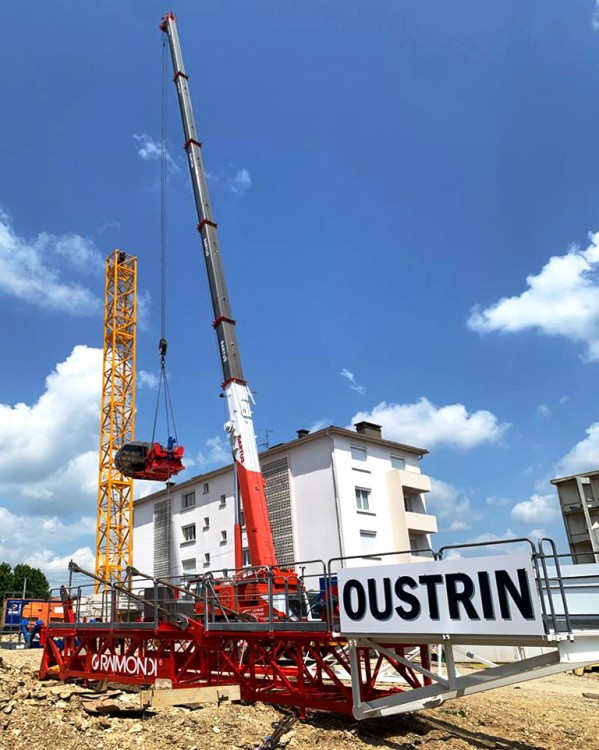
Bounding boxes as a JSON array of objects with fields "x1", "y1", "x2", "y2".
[{"x1": 1, "y1": 646, "x2": 598, "y2": 750}]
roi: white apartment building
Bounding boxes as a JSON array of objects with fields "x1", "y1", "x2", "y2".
[{"x1": 133, "y1": 421, "x2": 437, "y2": 580}]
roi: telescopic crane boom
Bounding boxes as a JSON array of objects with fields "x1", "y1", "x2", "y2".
[{"x1": 160, "y1": 12, "x2": 277, "y2": 569}]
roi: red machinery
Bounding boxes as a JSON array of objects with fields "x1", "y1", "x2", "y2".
[{"x1": 114, "y1": 440, "x2": 185, "y2": 482}]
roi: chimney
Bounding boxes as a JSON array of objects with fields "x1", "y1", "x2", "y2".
[
  {"x1": 297, "y1": 429, "x2": 310, "y2": 439},
  {"x1": 354, "y1": 421, "x2": 382, "y2": 439}
]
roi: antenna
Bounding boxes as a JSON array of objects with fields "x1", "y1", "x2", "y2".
[{"x1": 259, "y1": 429, "x2": 274, "y2": 451}]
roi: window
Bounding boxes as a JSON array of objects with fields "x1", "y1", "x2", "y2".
[
  {"x1": 409, "y1": 533, "x2": 427, "y2": 554},
  {"x1": 182, "y1": 524, "x2": 196, "y2": 543},
  {"x1": 351, "y1": 445, "x2": 367, "y2": 462},
  {"x1": 355, "y1": 487, "x2": 371, "y2": 511},
  {"x1": 220, "y1": 530, "x2": 227, "y2": 545},
  {"x1": 203, "y1": 552, "x2": 211, "y2": 567},
  {"x1": 181, "y1": 490, "x2": 196, "y2": 510},
  {"x1": 203, "y1": 517, "x2": 210, "y2": 531},
  {"x1": 242, "y1": 548, "x2": 251, "y2": 567},
  {"x1": 391, "y1": 455, "x2": 406, "y2": 470},
  {"x1": 219, "y1": 494, "x2": 227, "y2": 508},
  {"x1": 202, "y1": 482, "x2": 209, "y2": 495},
  {"x1": 404, "y1": 493, "x2": 415, "y2": 512},
  {"x1": 360, "y1": 530, "x2": 377, "y2": 554},
  {"x1": 181, "y1": 558, "x2": 196, "y2": 574},
  {"x1": 240, "y1": 509, "x2": 245, "y2": 528}
]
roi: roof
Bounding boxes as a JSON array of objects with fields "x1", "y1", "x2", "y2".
[
  {"x1": 134, "y1": 425, "x2": 428, "y2": 506},
  {"x1": 551, "y1": 468, "x2": 599, "y2": 485}
]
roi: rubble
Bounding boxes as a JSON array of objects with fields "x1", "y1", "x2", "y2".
[{"x1": 0, "y1": 647, "x2": 598, "y2": 749}]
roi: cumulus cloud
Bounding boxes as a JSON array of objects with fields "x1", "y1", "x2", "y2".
[
  {"x1": 468, "y1": 231, "x2": 599, "y2": 361},
  {"x1": 537, "y1": 404, "x2": 551, "y2": 416},
  {"x1": 138, "y1": 370, "x2": 159, "y2": 389},
  {"x1": 0, "y1": 345, "x2": 102, "y2": 515},
  {"x1": 511, "y1": 493, "x2": 559, "y2": 524},
  {"x1": 0, "y1": 209, "x2": 101, "y2": 314},
  {"x1": 351, "y1": 398, "x2": 509, "y2": 449},
  {"x1": 556, "y1": 422, "x2": 599, "y2": 477},
  {"x1": 426, "y1": 478, "x2": 474, "y2": 532},
  {"x1": 0, "y1": 505, "x2": 95, "y2": 573},
  {"x1": 133, "y1": 133, "x2": 179, "y2": 171},
  {"x1": 195, "y1": 436, "x2": 230, "y2": 470},
  {"x1": 340, "y1": 368, "x2": 366, "y2": 395}
]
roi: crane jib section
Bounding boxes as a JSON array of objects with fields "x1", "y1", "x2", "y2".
[{"x1": 160, "y1": 13, "x2": 277, "y2": 568}]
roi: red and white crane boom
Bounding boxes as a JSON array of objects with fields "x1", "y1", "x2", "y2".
[{"x1": 160, "y1": 12, "x2": 277, "y2": 569}]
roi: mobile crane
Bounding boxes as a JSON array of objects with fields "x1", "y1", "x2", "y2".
[
  {"x1": 38, "y1": 13, "x2": 599, "y2": 722},
  {"x1": 160, "y1": 11, "x2": 297, "y2": 597}
]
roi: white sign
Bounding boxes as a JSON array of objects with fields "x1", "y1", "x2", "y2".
[{"x1": 338, "y1": 553, "x2": 544, "y2": 637}]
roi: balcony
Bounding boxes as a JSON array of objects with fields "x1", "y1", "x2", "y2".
[
  {"x1": 394, "y1": 469, "x2": 431, "y2": 494},
  {"x1": 405, "y1": 511, "x2": 438, "y2": 534}
]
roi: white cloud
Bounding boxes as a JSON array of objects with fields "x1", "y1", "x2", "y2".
[
  {"x1": 207, "y1": 164, "x2": 253, "y2": 195},
  {"x1": 309, "y1": 419, "x2": 333, "y2": 432},
  {"x1": 537, "y1": 403, "x2": 551, "y2": 416},
  {"x1": 195, "y1": 436, "x2": 230, "y2": 470},
  {"x1": 351, "y1": 398, "x2": 509, "y2": 449},
  {"x1": 96, "y1": 217, "x2": 120, "y2": 234},
  {"x1": 138, "y1": 370, "x2": 159, "y2": 389},
  {"x1": 137, "y1": 289, "x2": 152, "y2": 331},
  {"x1": 0, "y1": 345, "x2": 102, "y2": 514},
  {"x1": 0, "y1": 505, "x2": 95, "y2": 573},
  {"x1": 556, "y1": 422, "x2": 599, "y2": 477},
  {"x1": 511, "y1": 494, "x2": 559, "y2": 524},
  {"x1": 229, "y1": 168, "x2": 252, "y2": 194},
  {"x1": 340, "y1": 368, "x2": 366, "y2": 395},
  {"x1": 440, "y1": 529, "x2": 526, "y2": 559},
  {"x1": 486, "y1": 495, "x2": 511, "y2": 507},
  {"x1": 427, "y1": 478, "x2": 473, "y2": 532},
  {"x1": 133, "y1": 133, "x2": 179, "y2": 171},
  {"x1": 0, "y1": 209, "x2": 101, "y2": 314},
  {"x1": 468, "y1": 231, "x2": 599, "y2": 361}
]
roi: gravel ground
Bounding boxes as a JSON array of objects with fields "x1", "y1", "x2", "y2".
[{"x1": 1, "y1": 646, "x2": 598, "y2": 750}]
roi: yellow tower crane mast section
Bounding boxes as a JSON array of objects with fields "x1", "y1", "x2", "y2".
[{"x1": 95, "y1": 250, "x2": 138, "y2": 588}]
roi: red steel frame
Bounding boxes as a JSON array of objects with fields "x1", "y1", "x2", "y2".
[{"x1": 39, "y1": 620, "x2": 430, "y2": 717}]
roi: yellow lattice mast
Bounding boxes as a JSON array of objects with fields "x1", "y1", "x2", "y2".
[{"x1": 95, "y1": 250, "x2": 137, "y2": 589}]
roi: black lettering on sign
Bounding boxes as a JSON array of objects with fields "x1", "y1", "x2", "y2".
[
  {"x1": 446, "y1": 573, "x2": 479, "y2": 620},
  {"x1": 418, "y1": 574, "x2": 443, "y2": 620},
  {"x1": 495, "y1": 568, "x2": 534, "y2": 620},
  {"x1": 367, "y1": 578, "x2": 393, "y2": 620},
  {"x1": 477, "y1": 571, "x2": 495, "y2": 620},
  {"x1": 342, "y1": 580, "x2": 367, "y2": 621},
  {"x1": 394, "y1": 576, "x2": 420, "y2": 620}
]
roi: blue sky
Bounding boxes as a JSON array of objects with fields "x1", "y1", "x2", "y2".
[{"x1": 2, "y1": 1, "x2": 599, "y2": 583}]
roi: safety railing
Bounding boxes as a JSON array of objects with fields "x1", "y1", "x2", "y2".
[{"x1": 41, "y1": 539, "x2": 599, "y2": 639}]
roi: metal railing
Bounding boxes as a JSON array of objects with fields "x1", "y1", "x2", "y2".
[{"x1": 40, "y1": 538, "x2": 599, "y2": 639}]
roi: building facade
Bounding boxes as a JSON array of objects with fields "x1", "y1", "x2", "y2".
[
  {"x1": 552, "y1": 470, "x2": 599, "y2": 564},
  {"x1": 133, "y1": 422, "x2": 437, "y2": 580}
]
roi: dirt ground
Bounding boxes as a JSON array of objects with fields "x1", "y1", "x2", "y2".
[{"x1": 1, "y1": 646, "x2": 598, "y2": 750}]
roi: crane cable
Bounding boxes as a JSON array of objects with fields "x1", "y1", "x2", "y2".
[{"x1": 151, "y1": 37, "x2": 179, "y2": 448}]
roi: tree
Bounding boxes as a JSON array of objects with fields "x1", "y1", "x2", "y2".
[
  {"x1": 7, "y1": 564, "x2": 50, "y2": 599},
  {"x1": 0, "y1": 561, "x2": 12, "y2": 597}
]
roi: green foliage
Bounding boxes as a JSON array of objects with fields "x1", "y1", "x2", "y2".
[
  {"x1": 0, "y1": 561, "x2": 12, "y2": 597},
  {"x1": 0, "y1": 562, "x2": 50, "y2": 599}
]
